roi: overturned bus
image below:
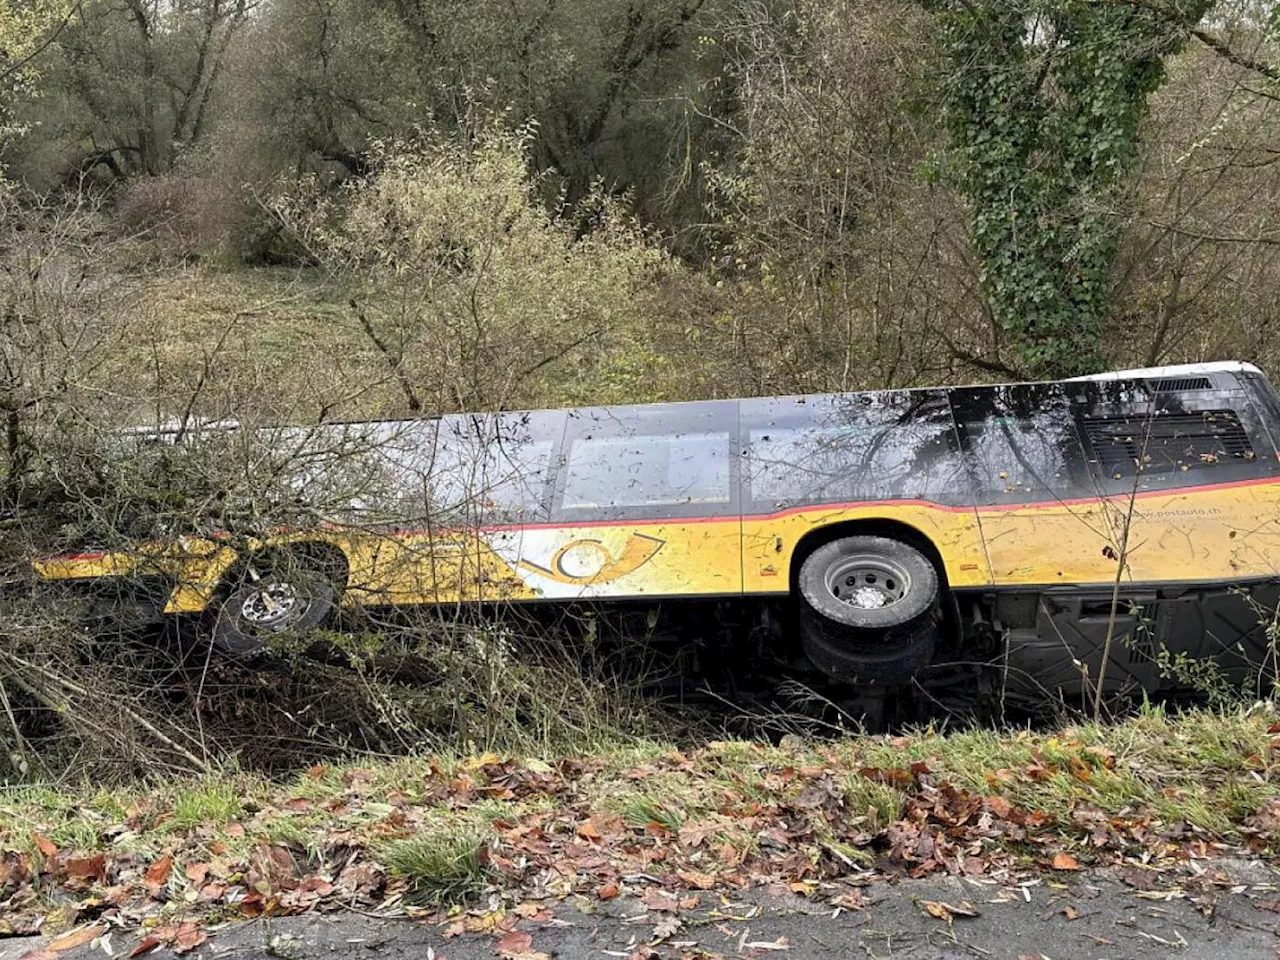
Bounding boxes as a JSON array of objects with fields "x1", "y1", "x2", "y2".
[{"x1": 33, "y1": 361, "x2": 1280, "y2": 710}]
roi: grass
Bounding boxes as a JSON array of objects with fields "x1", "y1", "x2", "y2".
[
  {"x1": 376, "y1": 824, "x2": 496, "y2": 904},
  {"x1": 2, "y1": 706, "x2": 1277, "y2": 915},
  {"x1": 169, "y1": 781, "x2": 246, "y2": 830}
]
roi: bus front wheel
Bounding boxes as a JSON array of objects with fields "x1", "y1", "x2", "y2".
[
  {"x1": 210, "y1": 555, "x2": 339, "y2": 657},
  {"x1": 797, "y1": 535, "x2": 940, "y2": 684}
]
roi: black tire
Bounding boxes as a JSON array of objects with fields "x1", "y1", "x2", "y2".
[
  {"x1": 797, "y1": 535, "x2": 941, "y2": 684},
  {"x1": 211, "y1": 559, "x2": 337, "y2": 657}
]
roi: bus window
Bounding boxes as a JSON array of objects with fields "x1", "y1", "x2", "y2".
[
  {"x1": 555, "y1": 402, "x2": 737, "y2": 521},
  {"x1": 951, "y1": 384, "x2": 1089, "y2": 503},
  {"x1": 742, "y1": 391, "x2": 969, "y2": 509},
  {"x1": 561, "y1": 432, "x2": 731, "y2": 509},
  {"x1": 429, "y1": 412, "x2": 561, "y2": 525}
]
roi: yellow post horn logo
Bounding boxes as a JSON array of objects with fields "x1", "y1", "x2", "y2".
[{"x1": 519, "y1": 533, "x2": 664, "y2": 586}]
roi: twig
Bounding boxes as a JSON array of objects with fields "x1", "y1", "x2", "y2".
[
  {"x1": 0, "y1": 647, "x2": 211, "y2": 773},
  {"x1": 1094, "y1": 395, "x2": 1157, "y2": 722}
]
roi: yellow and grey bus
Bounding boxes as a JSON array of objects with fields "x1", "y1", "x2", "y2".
[{"x1": 34, "y1": 361, "x2": 1280, "y2": 704}]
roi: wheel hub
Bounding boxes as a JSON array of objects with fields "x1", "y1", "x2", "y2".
[
  {"x1": 824, "y1": 554, "x2": 911, "y2": 610},
  {"x1": 240, "y1": 581, "x2": 302, "y2": 628},
  {"x1": 850, "y1": 586, "x2": 889, "y2": 609}
]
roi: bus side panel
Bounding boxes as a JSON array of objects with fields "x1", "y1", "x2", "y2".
[
  {"x1": 343, "y1": 519, "x2": 744, "y2": 604},
  {"x1": 977, "y1": 501, "x2": 1113, "y2": 586},
  {"x1": 979, "y1": 482, "x2": 1280, "y2": 589},
  {"x1": 742, "y1": 503, "x2": 992, "y2": 594}
]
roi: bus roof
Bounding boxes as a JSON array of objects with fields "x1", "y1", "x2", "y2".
[
  {"x1": 117, "y1": 361, "x2": 1269, "y2": 440},
  {"x1": 1064, "y1": 361, "x2": 1263, "y2": 382}
]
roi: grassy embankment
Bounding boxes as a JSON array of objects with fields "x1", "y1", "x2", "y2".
[{"x1": 3, "y1": 705, "x2": 1277, "y2": 943}]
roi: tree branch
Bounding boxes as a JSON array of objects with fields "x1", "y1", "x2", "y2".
[{"x1": 1193, "y1": 27, "x2": 1280, "y2": 82}]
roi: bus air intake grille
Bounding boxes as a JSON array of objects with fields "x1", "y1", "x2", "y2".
[
  {"x1": 1150, "y1": 376, "x2": 1213, "y2": 392},
  {"x1": 1083, "y1": 411, "x2": 1252, "y2": 476}
]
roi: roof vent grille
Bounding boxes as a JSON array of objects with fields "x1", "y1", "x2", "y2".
[{"x1": 1151, "y1": 376, "x2": 1213, "y2": 392}]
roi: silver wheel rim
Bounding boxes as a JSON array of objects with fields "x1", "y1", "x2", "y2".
[
  {"x1": 239, "y1": 581, "x2": 304, "y2": 629},
  {"x1": 823, "y1": 554, "x2": 911, "y2": 610}
]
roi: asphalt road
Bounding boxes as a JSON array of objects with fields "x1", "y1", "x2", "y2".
[{"x1": 6, "y1": 861, "x2": 1280, "y2": 960}]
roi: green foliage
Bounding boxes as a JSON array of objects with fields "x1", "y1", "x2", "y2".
[
  {"x1": 274, "y1": 123, "x2": 672, "y2": 413},
  {"x1": 921, "y1": 0, "x2": 1215, "y2": 378}
]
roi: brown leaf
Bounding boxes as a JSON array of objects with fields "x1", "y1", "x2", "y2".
[
  {"x1": 859, "y1": 767, "x2": 915, "y2": 789},
  {"x1": 1051, "y1": 852, "x2": 1081, "y2": 871},
  {"x1": 495, "y1": 931, "x2": 533, "y2": 958},
  {"x1": 986, "y1": 796, "x2": 1015, "y2": 820},
  {"x1": 172, "y1": 922, "x2": 207, "y2": 955},
  {"x1": 597, "y1": 882, "x2": 620, "y2": 900},
  {"x1": 1062, "y1": 905, "x2": 1081, "y2": 921},
  {"x1": 677, "y1": 821, "x2": 720, "y2": 848},
  {"x1": 144, "y1": 855, "x2": 173, "y2": 893},
  {"x1": 63, "y1": 856, "x2": 105, "y2": 883},
  {"x1": 677, "y1": 870, "x2": 717, "y2": 890},
  {"x1": 921, "y1": 899, "x2": 978, "y2": 922},
  {"x1": 651, "y1": 915, "x2": 681, "y2": 940},
  {"x1": 639, "y1": 889, "x2": 684, "y2": 913},
  {"x1": 184, "y1": 861, "x2": 209, "y2": 884},
  {"x1": 129, "y1": 938, "x2": 162, "y2": 958},
  {"x1": 129, "y1": 936, "x2": 162, "y2": 957},
  {"x1": 47, "y1": 924, "x2": 107, "y2": 952},
  {"x1": 18, "y1": 951, "x2": 58, "y2": 960},
  {"x1": 921, "y1": 900, "x2": 952, "y2": 922},
  {"x1": 31, "y1": 833, "x2": 57, "y2": 859}
]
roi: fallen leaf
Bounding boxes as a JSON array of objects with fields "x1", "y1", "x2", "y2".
[
  {"x1": 31, "y1": 833, "x2": 57, "y2": 859},
  {"x1": 921, "y1": 900, "x2": 953, "y2": 922},
  {"x1": 640, "y1": 889, "x2": 683, "y2": 913},
  {"x1": 597, "y1": 882, "x2": 619, "y2": 900},
  {"x1": 1051, "y1": 852, "x2": 1081, "y2": 871},
  {"x1": 144, "y1": 855, "x2": 172, "y2": 894},
  {"x1": 987, "y1": 796, "x2": 1015, "y2": 820},
  {"x1": 63, "y1": 856, "x2": 105, "y2": 883},
  {"x1": 920, "y1": 900, "x2": 978, "y2": 923},
  {"x1": 495, "y1": 931, "x2": 533, "y2": 958},
  {"x1": 1062, "y1": 905, "x2": 1080, "y2": 921},
  {"x1": 130, "y1": 937, "x2": 162, "y2": 958},
  {"x1": 652, "y1": 915, "x2": 680, "y2": 940},
  {"x1": 172, "y1": 922, "x2": 206, "y2": 955},
  {"x1": 678, "y1": 870, "x2": 717, "y2": 890},
  {"x1": 47, "y1": 924, "x2": 107, "y2": 952}
]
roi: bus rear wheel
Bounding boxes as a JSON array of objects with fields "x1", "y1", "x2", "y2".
[
  {"x1": 797, "y1": 535, "x2": 940, "y2": 685},
  {"x1": 211, "y1": 555, "x2": 339, "y2": 657}
]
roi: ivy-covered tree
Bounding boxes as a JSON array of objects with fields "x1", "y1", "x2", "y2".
[{"x1": 922, "y1": 0, "x2": 1215, "y2": 378}]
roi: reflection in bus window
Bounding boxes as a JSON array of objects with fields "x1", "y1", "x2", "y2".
[
  {"x1": 562, "y1": 432, "x2": 731, "y2": 509},
  {"x1": 743, "y1": 392, "x2": 967, "y2": 507},
  {"x1": 430, "y1": 416, "x2": 555, "y2": 523},
  {"x1": 749, "y1": 424, "x2": 959, "y2": 504},
  {"x1": 954, "y1": 386, "x2": 1083, "y2": 500}
]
